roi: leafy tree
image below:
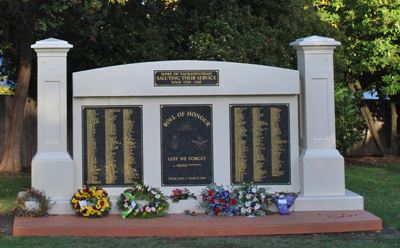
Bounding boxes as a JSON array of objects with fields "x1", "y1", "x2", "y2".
[
  {"x1": 314, "y1": 0, "x2": 400, "y2": 154},
  {"x1": 335, "y1": 83, "x2": 365, "y2": 155},
  {"x1": 0, "y1": 0, "x2": 332, "y2": 172},
  {"x1": 0, "y1": 0, "x2": 41, "y2": 173}
]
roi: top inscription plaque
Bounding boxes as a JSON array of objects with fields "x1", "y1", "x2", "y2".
[{"x1": 154, "y1": 70, "x2": 219, "y2": 86}]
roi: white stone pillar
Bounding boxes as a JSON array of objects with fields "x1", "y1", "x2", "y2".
[
  {"x1": 290, "y1": 36, "x2": 345, "y2": 196},
  {"x1": 31, "y1": 38, "x2": 74, "y2": 213}
]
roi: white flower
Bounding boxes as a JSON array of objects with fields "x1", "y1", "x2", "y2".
[
  {"x1": 251, "y1": 188, "x2": 257, "y2": 193},
  {"x1": 246, "y1": 194, "x2": 252, "y2": 199},
  {"x1": 135, "y1": 209, "x2": 139, "y2": 213},
  {"x1": 245, "y1": 201, "x2": 251, "y2": 207},
  {"x1": 151, "y1": 190, "x2": 157, "y2": 195},
  {"x1": 255, "y1": 204, "x2": 260, "y2": 210},
  {"x1": 241, "y1": 208, "x2": 247, "y2": 214},
  {"x1": 151, "y1": 207, "x2": 156, "y2": 212},
  {"x1": 124, "y1": 203, "x2": 129, "y2": 208},
  {"x1": 155, "y1": 194, "x2": 161, "y2": 199},
  {"x1": 247, "y1": 208, "x2": 252, "y2": 213},
  {"x1": 145, "y1": 207, "x2": 151, "y2": 212}
]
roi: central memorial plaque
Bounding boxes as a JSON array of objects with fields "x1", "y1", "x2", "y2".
[
  {"x1": 230, "y1": 104, "x2": 290, "y2": 184},
  {"x1": 161, "y1": 105, "x2": 213, "y2": 185}
]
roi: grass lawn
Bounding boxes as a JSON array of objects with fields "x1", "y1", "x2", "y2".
[
  {"x1": 0, "y1": 175, "x2": 30, "y2": 215},
  {"x1": 346, "y1": 163, "x2": 400, "y2": 230},
  {"x1": 0, "y1": 162, "x2": 399, "y2": 247}
]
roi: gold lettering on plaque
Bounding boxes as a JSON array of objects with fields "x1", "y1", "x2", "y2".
[
  {"x1": 234, "y1": 108, "x2": 247, "y2": 182},
  {"x1": 123, "y1": 109, "x2": 139, "y2": 183},
  {"x1": 105, "y1": 109, "x2": 118, "y2": 184},
  {"x1": 252, "y1": 107, "x2": 268, "y2": 182},
  {"x1": 86, "y1": 109, "x2": 100, "y2": 184},
  {"x1": 271, "y1": 107, "x2": 284, "y2": 177}
]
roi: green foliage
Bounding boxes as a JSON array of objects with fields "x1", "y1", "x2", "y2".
[
  {"x1": 0, "y1": 86, "x2": 13, "y2": 95},
  {"x1": 1, "y1": 0, "x2": 333, "y2": 78},
  {"x1": 313, "y1": 0, "x2": 400, "y2": 99},
  {"x1": 0, "y1": 75, "x2": 14, "y2": 95},
  {"x1": 334, "y1": 84, "x2": 365, "y2": 155}
]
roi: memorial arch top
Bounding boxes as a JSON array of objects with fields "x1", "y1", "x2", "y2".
[{"x1": 73, "y1": 60, "x2": 299, "y2": 97}]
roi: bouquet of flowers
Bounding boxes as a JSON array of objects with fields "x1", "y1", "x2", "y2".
[
  {"x1": 233, "y1": 183, "x2": 273, "y2": 216},
  {"x1": 169, "y1": 188, "x2": 197, "y2": 202},
  {"x1": 200, "y1": 184, "x2": 238, "y2": 216},
  {"x1": 70, "y1": 186, "x2": 111, "y2": 218},
  {"x1": 272, "y1": 192, "x2": 298, "y2": 215},
  {"x1": 117, "y1": 183, "x2": 169, "y2": 218}
]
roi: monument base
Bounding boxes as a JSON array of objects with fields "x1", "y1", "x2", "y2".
[
  {"x1": 301, "y1": 149, "x2": 345, "y2": 196},
  {"x1": 31, "y1": 152, "x2": 74, "y2": 199},
  {"x1": 13, "y1": 210, "x2": 382, "y2": 237},
  {"x1": 294, "y1": 190, "x2": 364, "y2": 211}
]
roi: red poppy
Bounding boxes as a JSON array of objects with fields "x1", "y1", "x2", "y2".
[
  {"x1": 214, "y1": 207, "x2": 221, "y2": 214},
  {"x1": 230, "y1": 198, "x2": 237, "y2": 205},
  {"x1": 100, "y1": 200, "x2": 105, "y2": 206}
]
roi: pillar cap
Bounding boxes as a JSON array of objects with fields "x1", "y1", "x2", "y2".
[
  {"x1": 31, "y1": 38, "x2": 73, "y2": 49},
  {"x1": 290, "y1": 35, "x2": 341, "y2": 47}
]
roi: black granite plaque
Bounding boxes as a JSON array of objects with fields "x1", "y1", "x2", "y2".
[
  {"x1": 161, "y1": 105, "x2": 213, "y2": 185},
  {"x1": 155, "y1": 70, "x2": 219, "y2": 86},
  {"x1": 230, "y1": 104, "x2": 290, "y2": 184},
  {"x1": 82, "y1": 106, "x2": 143, "y2": 186}
]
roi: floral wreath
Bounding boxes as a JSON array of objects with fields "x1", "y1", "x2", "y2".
[
  {"x1": 14, "y1": 187, "x2": 52, "y2": 217},
  {"x1": 117, "y1": 184, "x2": 169, "y2": 218},
  {"x1": 233, "y1": 183, "x2": 273, "y2": 216},
  {"x1": 200, "y1": 184, "x2": 238, "y2": 216},
  {"x1": 70, "y1": 186, "x2": 111, "y2": 218}
]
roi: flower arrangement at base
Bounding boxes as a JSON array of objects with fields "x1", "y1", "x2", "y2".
[
  {"x1": 14, "y1": 188, "x2": 52, "y2": 217},
  {"x1": 233, "y1": 183, "x2": 273, "y2": 216},
  {"x1": 200, "y1": 184, "x2": 238, "y2": 216},
  {"x1": 70, "y1": 186, "x2": 111, "y2": 218},
  {"x1": 169, "y1": 188, "x2": 197, "y2": 202},
  {"x1": 272, "y1": 192, "x2": 298, "y2": 215},
  {"x1": 117, "y1": 184, "x2": 169, "y2": 218}
]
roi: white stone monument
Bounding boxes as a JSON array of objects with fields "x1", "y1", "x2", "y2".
[{"x1": 31, "y1": 36, "x2": 363, "y2": 214}]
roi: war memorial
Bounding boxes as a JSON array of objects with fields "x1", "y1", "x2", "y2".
[{"x1": 12, "y1": 36, "x2": 382, "y2": 236}]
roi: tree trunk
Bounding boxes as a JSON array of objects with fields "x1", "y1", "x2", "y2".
[
  {"x1": 0, "y1": 35, "x2": 33, "y2": 173},
  {"x1": 0, "y1": 96, "x2": 12, "y2": 159},
  {"x1": 349, "y1": 82, "x2": 386, "y2": 155},
  {"x1": 390, "y1": 100, "x2": 399, "y2": 155}
]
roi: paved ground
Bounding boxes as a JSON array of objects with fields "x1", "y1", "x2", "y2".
[{"x1": 0, "y1": 214, "x2": 13, "y2": 235}]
